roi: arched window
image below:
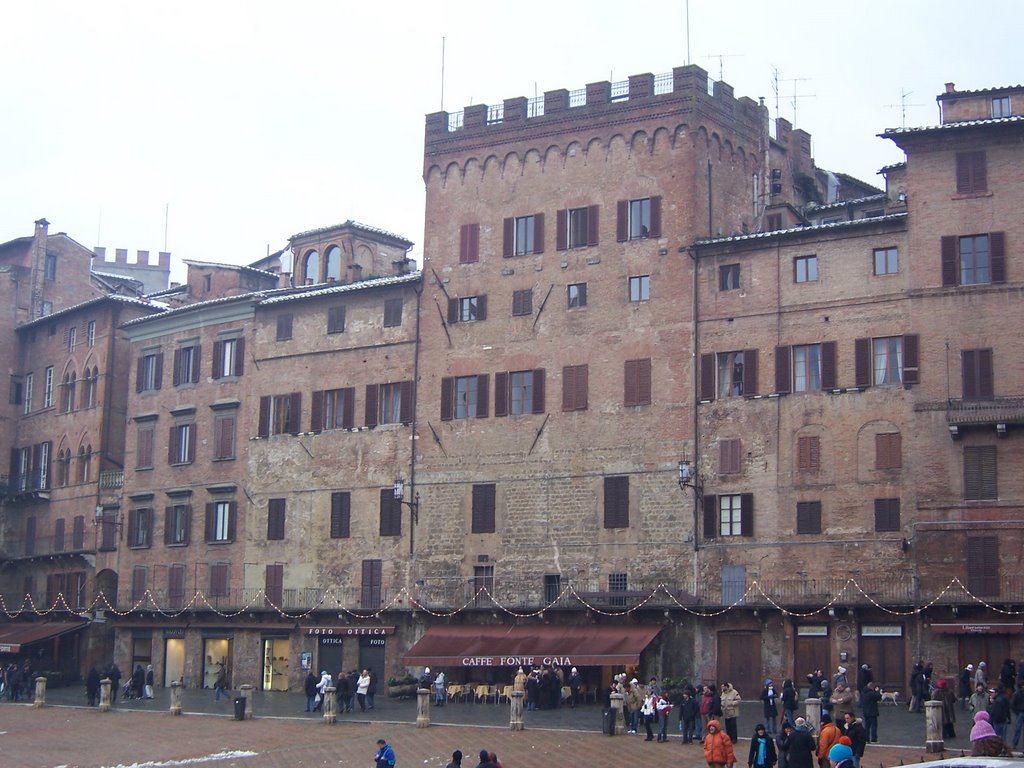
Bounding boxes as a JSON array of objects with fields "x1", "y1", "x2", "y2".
[
  {"x1": 82, "y1": 366, "x2": 98, "y2": 409},
  {"x1": 56, "y1": 449, "x2": 69, "y2": 487},
  {"x1": 78, "y1": 444, "x2": 92, "y2": 484},
  {"x1": 325, "y1": 246, "x2": 342, "y2": 281},
  {"x1": 63, "y1": 371, "x2": 77, "y2": 413},
  {"x1": 303, "y1": 250, "x2": 320, "y2": 284}
]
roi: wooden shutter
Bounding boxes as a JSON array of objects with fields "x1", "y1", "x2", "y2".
[
  {"x1": 531, "y1": 368, "x2": 545, "y2": 414},
  {"x1": 956, "y1": 150, "x2": 986, "y2": 194},
  {"x1": 964, "y1": 446, "x2": 997, "y2": 500},
  {"x1": 168, "y1": 565, "x2": 185, "y2": 607},
  {"x1": 719, "y1": 439, "x2": 741, "y2": 474},
  {"x1": 361, "y1": 559, "x2": 382, "y2": 609},
  {"x1": 267, "y1": 498, "x2": 286, "y2": 540},
  {"x1": 703, "y1": 495, "x2": 717, "y2": 540},
  {"x1": 212, "y1": 340, "x2": 223, "y2": 379},
  {"x1": 475, "y1": 375, "x2": 490, "y2": 418},
  {"x1": 72, "y1": 515, "x2": 84, "y2": 549},
  {"x1": 132, "y1": 567, "x2": 146, "y2": 602},
  {"x1": 586, "y1": 205, "x2": 600, "y2": 246},
  {"x1": 962, "y1": 350, "x2": 980, "y2": 399},
  {"x1": 265, "y1": 564, "x2": 283, "y2": 607},
  {"x1": 364, "y1": 384, "x2": 379, "y2": 428},
  {"x1": 168, "y1": 425, "x2": 177, "y2": 464},
  {"x1": 328, "y1": 305, "x2": 346, "y2": 333},
  {"x1": 874, "y1": 498, "x2": 901, "y2": 532},
  {"x1": 534, "y1": 213, "x2": 544, "y2": 254},
  {"x1": 624, "y1": 358, "x2": 652, "y2": 406},
  {"x1": 205, "y1": 503, "x2": 215, "y2": 542},
  {"x1": 476, "y1": 294, "x2": 488, "y2": 321},
  {"x1": 700, "y1": 353, "x2": 716, "y2": 401},
  {"x1": 172, "y1": 348, "x2": 182, "y2": 386},
  {"x1": 459, "y1": 223, "x2": 480, "y2": 264},
  {"x1": 562, "y1": 365, "x2": 588, "y2": 411},
  {"x1": 798, "y1": 436, "x2": 820, "y2": 472},
  {"x1": 154, "y1": 352, "x2": 163, "y2": 389},
  {"x1": 53, "y1": 518, "x2": 65, "y2": 552},
  {"x1": 991, "y1": 231, "x2": 1006, "y2": 284},
  {"x1": 341, "y1": 386, "x2": 355, "y2": 428},
  {"x1": 967, "y1": 537, "x2": 1000, "y2": 595},
  {"x1": 616, "y1": 200, "x2": 629, "y2": 242},
  {"x1": 215, "y1": 416, "x2": 234, "y2": 459},
  {"x1": 502, "y1": 217, "x2": 514, "y2": 257},
  {"x1": 977, "y1": 348, "x2": 994, "y2": 398},
  {"x1": 136, "y1": 356, "x2": 145, "y2": 393},
  {"x1": 941, "y1": 235, "x2": 958, "y2": 287},
  {"x1": 603, "y1": 476, "x2": 629, "y2": 529},
  {"x1": 286, "y1": 393, "x2": 301, "y2": 434},
  {"x1": 447, "y1": 298, "x2": 459, "y2": 324},
  {"x1": 310, "y1": 390, "x2": 324, "y2": 432},
  {"x1": 440, "y1": 377, "x2": 454, "y2": 420},
  {"x1": 740, "y1": 493, "x2": 754, "y2": 537},
  {"x1": 821, "y1": 341, "x2": 837, "y2": 390},
  {"x1": 472, "y1": 484, "x2": 496, "y2": 533},
  {"x1": 875, "y1": 432, "x2": 902, "y2": 470},
  {"x1": 902, "y1": 334, "x2": 920, "y2": 384},
  {"x1": 277, "y1": 314, "x2": 293, "y2": 340},
  {"x1": 330, "y1": 492, "x2": 351, "y2": 538},
  {"x1": 235, "y1": 337, "x2": 245, "y2": 375},
  {"x1": 494, "y1": 372, "x2": 508, "y2": 417},
  {"x1": 774, "y1": 346, "x2": 791, "y2": 393},
  {"x1": 164, "y1": 506, "x2": 174, "y2": 545},
  {"x1": 400, "y1": 380, "x2": 413, "y2": 423},
  {"x1": 796, "y1": 501, "x2": 822, "y2": 534},
  {"x1": 258, "y1": 396, "x2": 271, "y2": 438},
  {"x1": 744, "y1": 349, "x2": 759, "y2": 395},
  {"x1": 191, "y1": 346, "x2": 201, "y2": 383},
  {"x1": 649, "y1": 196, "x2": 662, "y2": 238},
  {"x1": 555, "y1": 209, "x2": 568, "y2": 251},
  {"x1": 227, "y1": 501, "x2": 237, "y2": 541},
  {"x1": 854, "y1": 338, "x2": 872, "y2": 388}
]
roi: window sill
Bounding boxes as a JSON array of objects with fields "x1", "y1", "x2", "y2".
[
  {"x1": 951, "y1": 191, "x2": 993, "y2": 201},
  {"x1": 212, "y1": 456, "x2": 236, "y2": 463},
  {"x1": 206, "y1": 539, "x2": 234, "y2": 545}
]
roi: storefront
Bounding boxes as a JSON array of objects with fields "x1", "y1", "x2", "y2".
[
  {"x1": 303, "y1": 625, "x2": 394, "y2": 678},
  {"x1": 0, "y1": 620, "x2": 86, "y2": 679},
  {"x1": 262, "y1": 635, "x2": 290, "y2": 691},
  {"x1": 163, "y1": 629, "x2": 186, "y2": 687},
  {"x1": 202, "y1": 635, "x2": 231, "y2": 690},
  {"x1": 930, "y1": 620, "x2": 1024, "y2": 671}
]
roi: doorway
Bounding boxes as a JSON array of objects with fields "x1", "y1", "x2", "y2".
[
  {"x1": 318, "y1": 637, "x2": 344, "y2": 679},
  {"x1": 717, "y1": 631, "x2": 762, "y2": 696},
  {"x1": 794, "y1": 625, "x2": 831, "y2": 684},
  {"x1": 262, "y1": 637, "x2": 290, "y2": 691},
  {"x1": 203, "y1": 637, "x2": 231, "y2": 690},
  {"x1": 164, "y1": 638, "x2": 185, "y2": 687},
  {"x1": 359, "y1": 636, "x2": 386, "y2": 681}
]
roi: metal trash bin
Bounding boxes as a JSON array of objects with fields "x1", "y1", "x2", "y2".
[
  {"x1": 233, "y1": 696, "x2": 246, "y2": 721},
  {"x1": 602, "y1": 708, "x2": 615, "y2": 735}
]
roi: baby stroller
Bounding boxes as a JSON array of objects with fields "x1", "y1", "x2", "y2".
[{"x1": 121, "y1": 680, "x2": 138, "y2": 700}]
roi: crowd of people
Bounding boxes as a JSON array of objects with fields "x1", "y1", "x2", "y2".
[
  {"x1": 0, "y1": 659, "x2": 35, "y2": 702},
  {"x1": 304, "y1": 667, "x2": 378, "y2": 713}
]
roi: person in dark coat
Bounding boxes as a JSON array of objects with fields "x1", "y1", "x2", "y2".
[
  {"x1": 748, "y1": 723, "x2": 778, "y2": 768},
  {"x1": 787, "y1": 717, "x2": 817, "y2": 768},
  {"x1": 841, "y1": 713, "x2": 868, "y2": 768},
  {"x1": 304, "y1": 670, "x2": 318, "y2": 712},
  {"x1": 782, "y1": 679, "x2": 799, "y2": 727},
  {"x1": 988, "y1": 686, "x2": 1012, "y2": 741},
  {"x1": 108, "y1": 662, "x2": 122, "y2": 704},
  {"x1": 960, "y1": 665, "x2": 975, "y2": 711},
  {"x1": 336, "y1": 669, "x2": 351, "y2": 713},
  {"x1": 85, "y1": 666, "x2": 101, "y2": 706},
  {"x1": 855, "y1": 665, "x2": 872, "y2": 707},
  {"x1": 680, "y1": 689, "x2": 700, "y2": 743},
  {"x1": 776, "y1": 722, "x2": 793, "y2": 768},
  {"x1": 859, "y1": 682, "x2": 881, "y2": 743},
  {"x1": 131, "y1": 664, "x2": 145, "y2": 700},
  {"x1": 1000, "y1": 659, "x2": 1016, "y2": 692},
  {"x1": 761, "y1": 679, "x2": 780, "y2": 735}
]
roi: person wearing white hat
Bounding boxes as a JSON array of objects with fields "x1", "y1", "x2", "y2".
[
  {"x1": 960, "y1": 664, "x2": 975, "y2": 711},
  {"x1": 568, "y1": 666, "x2": 582, "y2": 709}
]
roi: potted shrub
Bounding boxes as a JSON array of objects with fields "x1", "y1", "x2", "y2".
[{"x1": 386, "y1": 674, "x2": 417, "y2": 698}]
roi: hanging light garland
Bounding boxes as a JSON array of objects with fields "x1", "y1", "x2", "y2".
[{"x1": 1, "y1": 576, "x2": 1020, "y2": 622}]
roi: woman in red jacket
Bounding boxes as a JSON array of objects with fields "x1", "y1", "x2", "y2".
[{"x1": 704, "y1": 719, "x2": 737, "y2": 768}]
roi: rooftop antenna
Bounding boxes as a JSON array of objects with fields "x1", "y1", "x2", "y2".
[
  {"x1": 705, "y1": 53, "x2": 742, "y2": 81},
  {"x1": 163, "y1": 203, "x2": 169, "y2": 253},
  {"x1": 685, "y1": 0, "x2": 690, "y2": 65},
  {"x1": 771, "y1": 66, "x2": 814, "y2": 125},
  {"x1": 884, "y1": 88, "x2": 924, "y2": 129},
  {"x1": 96, "y1": 207, "x2": 102, "y2": 249},
  {"x1": 440, "y1": 36, "x2": 446, "y2": 111}
]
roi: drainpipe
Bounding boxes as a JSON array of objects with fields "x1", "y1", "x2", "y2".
[
  {"x1": 689, "y1": 245, "x2": 701, "y2": 557},
  {"x1": 408, "y1": 277, "x2": 422, "y2": 558}
]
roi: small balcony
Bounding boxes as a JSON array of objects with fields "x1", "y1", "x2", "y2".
[
  {"x1": 98, "y1": 470, "x2": 125, "y2": 489},
  {"x1": 931, "y1": 396, "x2": 1024, "y2": 438}
]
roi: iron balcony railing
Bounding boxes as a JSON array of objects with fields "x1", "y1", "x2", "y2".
[{"x1": 0, "y1": 536, "x2": 92, "y2": 561}]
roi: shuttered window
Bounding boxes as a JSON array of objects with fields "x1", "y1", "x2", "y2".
[
  {"x1": 512, "y1": 289, "x2": 533, "y2": 317},
  {"x1": 275, "y1": 314, "x2": 293, "y2": 341},
  {"x1": 616, "y1": 196, "x2": 662, "y2": 241},
  {"x1": 379, "y1": 489, "x2": 402, "y2": 537},
  {"x1": 168, "y1": 564, "x2": 186, "y2": 609},
  {"x1": 557, "y1": 205, "x2": 599, "y2": 250},
  {"x1": 719, "y1": 439, "x2": 742, "y2": 475},
  {"x1": 966, "y1": 537, "x2": 1000, "y2": 596},
  {"x1": 441, "y1": 375, "x2": 489, "y2": 420},
  {"x1": 797, "y1": 436, "x2": 820, "y2": 472},
  {"x1": 205, "y1": 501, "x2": 236, "y2": 543},
  {"x1": 494, "y1": 369, "x2": 545, "y2": 416},
  {"x1": 796, "y1": 501, "x2": 822, "y2": 534},
  {"x1": 131, "y1": 566, "x2": 147, "y2": 602},
  {"x1": 53, "y1": 518, "x2": 65, "y2": 553},
  {"x1": 962, "y1": 349, "x2": 994, "y2": 400},
  {"x1": 383, "y1": 298, "x2": 403, "y2": 327},
  {"x1": 128, "y1": 508, "x2": 152, "y2": 548},
  {"x1": 624, "y1": 358, "x2": 652, "y2": 407},
  {"x1": 459, "y1": 223, "x2": 480, "y2": 264},
  {"x1": 327, "y1": 305, "x2": 346, "y2": 334},
  {"x1": 212, "y1": 336, "x2": 244, "y2": 378},
  {"x1": 265, "y1": 563, "x2": 284, "y2": 607},
  {"x1": 213, "y1": 415, "x2": 236, "y2": 460},
  {"x1": 312, "y1": 388, "x2": 356, "y2": 431},
  {"x1": 164, "y1": 504, "x2": 191, "y2": 546},
  {"x1": 955, "y1": 151, "x2": 987, "y2": 194},
  {"x1": 701, "y1": 494, "x2": 754, "y2": 538},
  {"x1": 209, "y1": 562, "x2": 230, "y2": 597},
  {"x1": 330, "y1": 492, "x2": 351, "y2": 539},
  {"x1": 855, "y1": 335, "x2": 919, "y2": 388},
  {"x1": 561, "y1": 364, "x2": 588, "y2": 412},
  {"x1": 874, "y1": 498, "x2": 901, "y2": 532},
  {"x1": 267, "y1": 498, "x2": 286, "y2": 540},
  {"x1": 72, "y1": 515, "x2": 85, "y2": 550},
  {"x1": 942, "y1": 232, "x2": 1005, "y2": 287},
  {"x1": 361, "y1": 559, "x2": 382, "y2": 609},
  {"x1": 603, "y1": 476, "x2": 629, "y2": 529},
  {"x1": 447, "y1": 295, "x2": 488, "y2": 323},
  {"x1": 472, "y1": 484, "x2": 496, "y2": 534},
  {"x1": 172, "y1": 344, "x2": 201, "y2": 387},
  {"x1": 503, "y1": 214, "x2": 545, "y2": 256},
  {"x1": 875, "y1": 433, "x2": 902, "y2": 470},
  {"x1": 964, "y1": 445, "x2": 997, "y2": 500},
  {"x1": 259, "y1": 393, "x2": 302, "y2": 436}
]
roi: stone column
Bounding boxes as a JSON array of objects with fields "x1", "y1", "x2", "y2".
[
  {"x1": 416, "y1": 687, "x2": 430, "y2": 728},
  {"x1": 804, "y1": 698, "x2": 821, "y2": 733},
  {"x1": 925, "y1": 700, "x2": 944, "y2": 753},
  {"x1": 169, "y1": 681, "x2": 182, "y2": 716},
  {"x1": 239, "y1": 684, "x2": 254, "y2": 720},
  {"x1": 510, "y1": 690, "x2": 525, "y2": 730},
  {"x1": 610, "y1": 692, "x2": 626, "y2": 735},
  {"x1": 323, "y1": 686, "x2": 337, "y2": 723},
  {"x1": 33, "y1": 676, "x2": 47, "y2": 708},
  {"x1": 99, "y1": 678, "x2": 112, "y2": 712}
]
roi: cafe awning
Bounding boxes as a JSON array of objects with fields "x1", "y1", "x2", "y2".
[
  {"x1": 401, "y1": 624, "x2": 662, "y2": 668},
  {"x1": 0, "y1": 620, "x2": 88, "y2": 654}
]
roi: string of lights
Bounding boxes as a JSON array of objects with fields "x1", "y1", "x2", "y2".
[{"x1": 1, "y1": 577, "x2": 1018, "y2": 622}]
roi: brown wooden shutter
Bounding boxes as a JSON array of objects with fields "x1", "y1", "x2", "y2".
[
  {"x1": 534, "y1": 213, "x2": 544, "y2": 254},
  {"x1": 494, "y1": 372, "x2": 508, "y2": 417},
  {"x1": 472, "y1": 484, "x2": 496, "y2": 533},
  {"x1": 330, "y1": 492, "x2": 351, "y2": 538},
  {"x1": 364, "y1": 384, "x2": 379, "y2": 428},
  {"x1": 400, "y1": 380, "x2": 413, "y2": 423},
  {"x1": 342, "y1": 387, "x2": 355, "y2": 428},
  {"x1": 187, "y1": 425, "x2": 196, "y2": 463},
  {"x1": 328, "y1": 305, "x2": 346, "y2": 333},
  {"x1": 440, "y1": 377, "x2": 454, "y2": 420},
  {"x1": 258, "y1": 395, "x2": 271, "y2": 438},
  {"x1": 774, "y1": 345, "x2": 791, "y2": 393},
  {"x1": 447, "y1": 298, "x2": 458, "y2": 324},
  {"x1": 503, "y1": 217, "x2": 514, "y2": 257},
  {"x1": 164, "y1": 507, "x2": 173, "y2": 545},
  {"x1": 172, "y1": 348, "x2": 182, "y2": 386},
  {"x1": 531, "y1": 368, "x2": 545, "y2": 413},
  {"x1": 154, "y1": 353, "x2": 163, "y2": 389},
  {"x1": 268, "y1": 499, "x2": 286, "y2": 540},
  {"x1": 205, "y1": 503, "x2": 215, "y2": 542},
  {"x1": 854, "y1": 338, "x2": 872, "y2": 388},
  {"x1": 703, "y1": 495, "x2": 717, "y2": 540},
  {"x1": 167, "y1": 425, "x2": 177, "y2": 464},
  {"x1": 212, "y1": 341, "x2": 223, "y2": 380},
  {"x1": 264, "y1": 564, "x2": 283, "y2": 607},
  {"x1": 616, "y1": 200, "x2": 629, "y2": 242},
  {"x1": 962, "y1": 350, "x2": 978, "y2": 399},
  {"x1": 575, "y1": 366, "x2": 587, "y2": 411},
  {"x1": 235, "y1": 337, "x2": 245, "y2": 375},
  {"x1": 132, "y1": 567, "x2": 146, "y2": 601},
  {"x1": 902, "y1": 334, "x2": 920, "y2": 384},
  {"x1": 821, "y1": 341, "x2": 837, "y2": 389},
  {"x1": 310, "y1": 390, "x2": 324, "y2": 432},
  {"x1": 127, "y1": 507, "x2": 138, "y2": 545},
  {"x1": 941, "y1": 235, "x2": 958, "y2": 287},
  {"x1": 978, "y1": 348, "x2": 994, "y2": 398},
  {"x1": 955, "y1": 152, "x2": 972, "y2": 193},
  {"x1": 991, "y1": 231, "x2": 1006, "y2": 283},
  {"x1": 700, "y1": 353, "x2": 716, "y2": 401},
  {"x1": 740, "y1": 493, "x2": 754, "y2": 537},
  {"x1": 288, "y1": 392, "x2": 301, "y2": 434},
  {"x1": 136, "y1": 356, "x2": 144, "y2": 393},
  {"x1": 227, "y1": 501, "x2": 237, "y2": 541},
  {"x1": 191, "y1": 345, "x2": 201, "y2": 383},
  {"x1": 476, "y1": 295, "x2": 487, "y2": 321},
  {"x1": 586, "y1": 205, "x2": 600, "y2": 246},
  {"x1": 649, "y1": 196, "x2": 662, "y2": 238},
  {"x1": 72, "y1": 516, "x2": 84, "y2": 549},
  {"x1": 744, "y1": 349, "x2": 759, "y2": 395},
  {"x1": 53, "y1": 517, "x2": 65, "y2": 552},
  {"x1": 555, "y1": 209, "x2": 568, "y2": 251},
  {"x1": 361, "y1": 559, "x2": 383, "y2": 608},
  {"x1": 562, "y1": 366, "x2": 575, "y2": 411}
]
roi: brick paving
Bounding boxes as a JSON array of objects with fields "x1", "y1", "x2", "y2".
[{"x1": 0, "y1": 690, "x2": 988, "y2": 768}]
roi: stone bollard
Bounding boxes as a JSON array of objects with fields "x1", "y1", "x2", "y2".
[
  {"x1": 416, "y1": 687, "x2": 430, "y2": 728},
  {"x1": 925, "y1": 699, "x2": 944, "y2": 753},
  {"x1": 99, "y1": 678, "x2": 112, "y2": 711},
  {"x1": 170, "y1": 681, "x2": 182, "y2": 716},
  {"x1": 323, "y1": 686, "x2": 337, "y2": 724},
  {"x1": 804, "y1": 698, "x2": 821, "y2": 734},
  {"x1": 239, "y1": 684, "x2": 254, "y2": 720},
  {"x1": 610, "y1": 692, "x2": 626, "y2": 735},
  {"x1": 510, "y1": 690, "x2": 525, "y2": 731},
  {"x1": 33, "y1": 675, "x2": 47, "y2": 708}
]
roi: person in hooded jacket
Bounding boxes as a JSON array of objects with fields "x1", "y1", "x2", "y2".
[
  {"x1": 761, "y1": 679, "x2": 779, "y2": 735},
  {"x1": 781, "y1": 679, "x2": 799, "y2": 727},
  {"x1": 680, "y1": 688, "x2": 700, "y2": 743},
  {"x1": 313, "y1": 670, "x2": 332, "y2": 712},
  {"x1": 704, "y1": 719, "x2": 736, "y2": 768},
  {"x1": 748, "y1": 723, "x2": 778, "y2": 768},
  {"x1": 859, "y1": 682, "x2": 881, "y2": 743},
  {"x1": 817, "y1": 714, "x2": 841, "y2": 768},
  {"x1": 840, "y1": 714, "x2": 867, "y2": 768},
  {"x1": 960, "y1": 664, "x2": 975, "y2": 711},
  {"x1": 788, "y1": 718, "x2": 816, "y2": 768},
  {"x1": 304, "y1": 670, "x2": 318, "y2": 711},
  {"x1": 721, "y1": 683, "x2": 742, "y2": 742},
  {"x1": 971, "y1": 710, "x2": 1013, "y2": 757},
  {"x1": 776, "y1": 722, "x2": 793, "y2": 768}
]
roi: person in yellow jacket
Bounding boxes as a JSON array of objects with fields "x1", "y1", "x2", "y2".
[{"x1": 704, "y1": 719, "x2": 737, "y2": 768}]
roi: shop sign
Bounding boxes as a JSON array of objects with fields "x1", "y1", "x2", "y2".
[
  {"x1": 796, "y1": 625, "x2": 828, "y2": 637},
  {"x1": 860, "y1": 625, "x2": 902, "y2": 637},
  {"x1": 461, "y1": 655, "x2": 574, "y2": 667},
  {"x1": 319, "y1": 637, "x2": 344, "y2": 646},
  {"x1": 304, "y1": 626, "x2": 395, "y2": 637}
]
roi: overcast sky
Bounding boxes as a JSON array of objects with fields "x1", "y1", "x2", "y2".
[{"x1": 1, "y1": 0, "x2": 1019, "y2": 282}]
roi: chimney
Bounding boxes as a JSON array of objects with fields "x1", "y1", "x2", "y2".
[
  {"x1": 945, "y1": 82, "x2": 956, "y2": 94},
  {"x1": 34, "y1": 218, "x2": 50, "y2": 237}
]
